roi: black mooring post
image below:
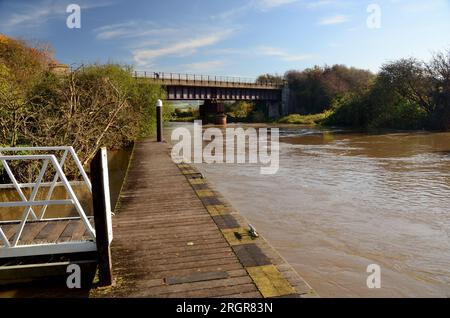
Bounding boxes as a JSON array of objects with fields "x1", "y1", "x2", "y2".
[
  {"x1": 156, "y1": 99, "x2": 163, "y2": 142},
  {"x1": 90, "y1": 147, "x2": 113, "y2": 286}
]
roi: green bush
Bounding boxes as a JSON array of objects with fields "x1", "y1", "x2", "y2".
[
  {"x1": 278, "y1": 111, "x2": 332, "y2": 125},
  {"x1": 325, "y1": 82, "x2": 427, "y2": 130},
  {"x1": 225, "y1": 101, "x2": 254, "y2": 120},
  {"x1": 74, "y1": 64, "x2": 165, "y2": 138}
]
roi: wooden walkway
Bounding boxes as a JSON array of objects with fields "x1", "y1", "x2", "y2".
[{"x1": 92, "y1": 139, "x2": 316, "y2": 298}]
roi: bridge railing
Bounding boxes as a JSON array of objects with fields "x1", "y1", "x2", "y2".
[{"x1": 133, "y1": 71, "x2": 283, "y2": 88}]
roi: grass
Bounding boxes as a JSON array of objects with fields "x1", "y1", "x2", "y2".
[{"x1": 277, "y1": 110, "x2": 333, "y2": 125}]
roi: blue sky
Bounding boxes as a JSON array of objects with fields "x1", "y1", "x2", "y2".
[{"x1": 0, "y1": 0, "x2": 449, "y2": 77}]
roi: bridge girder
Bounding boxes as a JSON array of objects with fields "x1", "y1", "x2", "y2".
[{"x1": 165, "y1": 85, "x2": 281, "y2": 101}]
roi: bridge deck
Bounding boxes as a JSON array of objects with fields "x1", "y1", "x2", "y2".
[{"x1": 92, "y1": 140, "x2": 316, "y2": 298}]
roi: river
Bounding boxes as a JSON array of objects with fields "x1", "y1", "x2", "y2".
[{"x1": 167, "y1": 122, "x2": 450, "y2": 297}]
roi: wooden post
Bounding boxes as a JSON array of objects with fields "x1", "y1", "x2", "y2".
[{"x1": 90, "y1": 147, "x2": 113, "y2": 286}]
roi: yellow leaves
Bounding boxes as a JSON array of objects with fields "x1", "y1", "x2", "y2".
[
  {"x1": 0, "y1": 62, "x2": 11, "y2": 76},
  {"x1": 0, "y1": 34, "x2": 9, "y2": 44}
]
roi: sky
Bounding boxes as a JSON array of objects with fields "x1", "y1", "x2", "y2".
[{"x1": 0, "y1": 0, "x2": 449, "y2": 78}]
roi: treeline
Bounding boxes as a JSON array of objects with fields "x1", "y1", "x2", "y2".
[
  {"x1": 0, "y1": 35, "x2": 164, "y2": 181},
  {"x1": 259, "y1": 50, "x2": 450, "y2": 130},
  {"x1": 259, "y1": 65, "x2": 374, "y2": 115},
  {"x1": 328, "y1": 53, "x2": 450, "y2": 130}
]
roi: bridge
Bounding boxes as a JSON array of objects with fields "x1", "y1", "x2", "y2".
[{"x1": 134, "y1": 71, "x2": 289, "y2": 124}]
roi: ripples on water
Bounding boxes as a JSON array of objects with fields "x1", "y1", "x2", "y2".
[{"x1": 167, "y1": 123, "x2": 450, "y2": 297}]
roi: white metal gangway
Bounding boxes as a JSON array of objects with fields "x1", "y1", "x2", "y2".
[{"x1": 0, "y1": 146, "x2": 107, "y2": 258}]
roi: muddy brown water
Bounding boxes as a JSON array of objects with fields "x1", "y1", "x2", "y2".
[{"x1": 166, "y1": 122, "x2": 450, "y2": 297}]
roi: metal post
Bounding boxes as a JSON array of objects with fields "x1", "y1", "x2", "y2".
[
  {"x1": 90, "y1": 147, "x2": 113, "y2": 286},
  {"x1": 156, "y1": 99, "x2": 163, "y2": 142}
]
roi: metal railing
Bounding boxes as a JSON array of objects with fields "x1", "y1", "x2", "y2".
[
  {"x1": 68, "y1": 65, "x2": 284, "y2": 88},
  {"x1": 133, "y1": 71, "x2": 283, "y2": 88},
  {"x1": 0, "y1": 146, "x2": 97, "y2": 257}
]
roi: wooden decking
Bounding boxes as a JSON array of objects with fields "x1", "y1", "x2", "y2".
[
  {"x1": 0, "y1": 219, "x2": 93, "y2": 248},
  {"x1": 92, "y1": 139, "x2": 317, "y2": 298}
]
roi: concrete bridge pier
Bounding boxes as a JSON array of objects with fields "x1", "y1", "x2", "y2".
[
  {"x1": 281, "y1": 85, "x2": 291, "y2": 116},
  {"x1": 266, "y1": 101, "x2": 281, "y2": 119},
  {"x1": 199, "y1": 99, "x2": 227, "y2": 125}
]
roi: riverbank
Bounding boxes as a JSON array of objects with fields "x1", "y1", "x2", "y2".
[{"x1": 276, "y1": 112, "x2": 332, "y2": 126}]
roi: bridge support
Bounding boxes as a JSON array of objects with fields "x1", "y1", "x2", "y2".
[
  {"x1": 281, "y1": 85, "x2": 291, "y2": 116},
  {"x1": 199, "y1": 100, "x2": 227, "y2": 125},
  {"x1": 266, "y1": 101, "x2": 281, "y2": 119}
]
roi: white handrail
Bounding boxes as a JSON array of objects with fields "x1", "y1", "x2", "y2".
[
  {"x1": 0, "y1": 180, "x2": 85, "y2": 189},
  {"x1": 0, "y1": 146, "x2": 91, "y2": 220},
  {"x1": 0, "y1": 151, "x2": 96, "y2": 249},
  {"x1": 0, "y1": 146, "x2": 91, "y2": 191}
]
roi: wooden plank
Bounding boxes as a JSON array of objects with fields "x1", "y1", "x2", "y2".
[
  {"x1": 42, "y1": 221, "x2": 69, "y2": 242},
  {"x1": 143, "y1": 276, "x2": 253, "y2": 296},
  {"x1": 165, "y1": 271, "x2": 229, "y2": 285},
  {"x1": 71, "y1": 220, "x2": 87, "y2": 241},
  {"x1": 19, "y1": 222, "x2": 48, "y2": 243},
  {"x1": 1, "y1": 224, "x2": 17, "y2": 240},
  {"x1": 57, "y1": 220, "x2": 79, "y2": 242},
  {"x1": 156, "y1": 283, "x2": 258, "y2": 298},
  {"x1": 218, "y1": 291, "x2": 262, "y2": 298}
]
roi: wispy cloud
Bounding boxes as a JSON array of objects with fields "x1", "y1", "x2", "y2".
[
  {"x1": 95, "y1": 21, "x2": 176, "y2": 40},
  {"x1": 318, "y1": 14, "x2": 349, "y2": 25},
  {"x1": 3, "y1": 7, "x2": 55, "y2": 28},
  {"x1": 259, "y1": 0, "x2": 298, "y2": 10},
  {"x1": 132, "y1": 29, "x2": 234, "y2": 66},
  {"x1": 181, "y1": 60, "x2": 227, "y2": 73},
  {"x1": 0, "y1": 0, "x2": 116, "y2": 30},
  {"x1": 212, "y1": 0, "x2": 298, "y2": 20},
  {"x1": 305, "y1": 0, "x2": 335, "y2": 9},
  {"x1": 259, "y1": 46, "x2": 313, "y2": 61}
]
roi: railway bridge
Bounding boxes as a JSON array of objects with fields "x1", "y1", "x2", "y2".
[{"x1": 134, "y1": 71, "x2": 289, "y2": 124}]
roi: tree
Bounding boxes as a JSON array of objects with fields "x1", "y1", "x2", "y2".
[
  {"x1": 0, "y1": 35, "x2": 54, "y2": 146},
  {"x1": 426, "y1": 50, "x2": 450, "y2": 129},
  {"x1": 283, "y1": 65, "x2": 374, "y2": 114},
  {"x1": 256, "y1": 73, "x2": 284, "y2": 85},
  {"x1": 379, "y1": 58, "x2": 433, "y2": 114}
]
